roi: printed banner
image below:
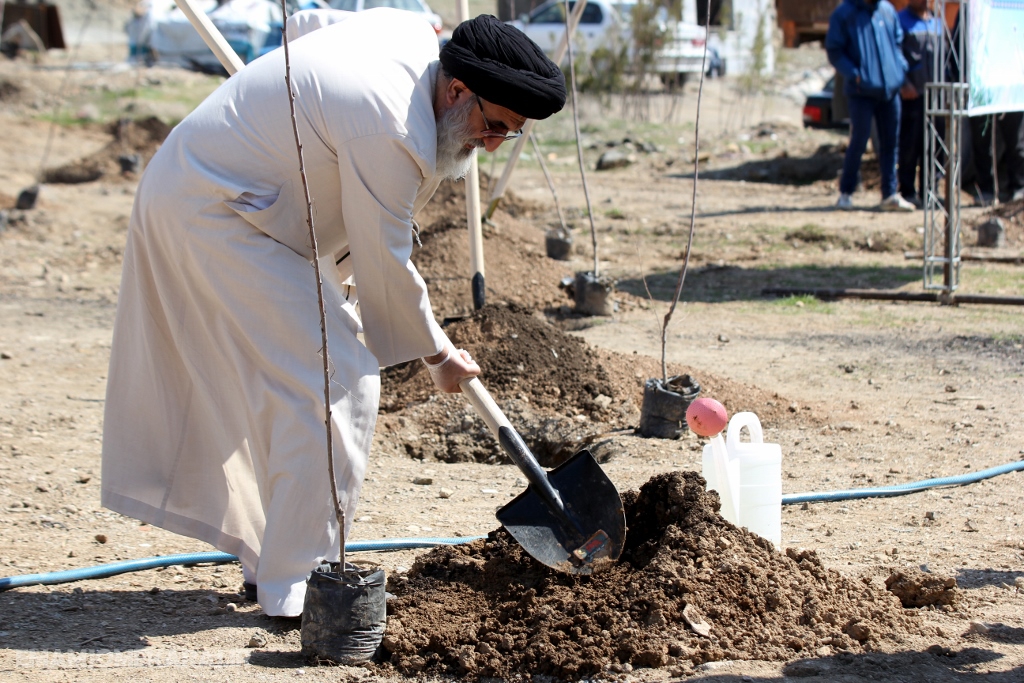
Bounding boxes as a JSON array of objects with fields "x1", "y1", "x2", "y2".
[{"x1": 967, "y1": 0, "x2": 1024, "y2": 115}]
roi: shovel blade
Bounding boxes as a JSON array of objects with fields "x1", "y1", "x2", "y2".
[{"x1": 497, "y1": 450, "x2": 626, "y2": 575}]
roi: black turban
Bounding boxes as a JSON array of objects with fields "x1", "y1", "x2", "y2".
[{"x1": 440, "y1": 14, "x2": 566, "y2": 120}]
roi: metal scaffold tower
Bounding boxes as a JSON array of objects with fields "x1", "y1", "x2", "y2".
[{"x1": 922, "y1": 0, "x2": 967, "y2": 296}]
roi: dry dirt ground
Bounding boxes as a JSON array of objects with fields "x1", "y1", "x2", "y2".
[{"x1": 1, "y1": 31, "x2": 1023, "y2": 683}]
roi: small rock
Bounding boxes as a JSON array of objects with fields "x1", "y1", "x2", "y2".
[
  {"x1": 847, "y1": 621, "x2": 872, "y2": 641},
  {"x1": 247, "y1": 632, "x2": 268, "y2": 648},
  {"x1": 716, "y1": 537, "x2": 731, "y2": 549},
  {"x1": 94, "y1": 534, "x2": 107, "y2": 544},
  {"x1": 224, "y1": 603, "x2": 237, "y2": 612},
  {"x1": 412, "y1": 476, "x2": 433, "y2": 485},
  {"x1": 945, "y1": 384, "x2": 958, "y2": 393},
  {"x1": 717, "y1": 334, "x2": 729, "y2": 343},
  {"x1": 438, "y1": 488, "x2": 454, "y2": 499},
  {"x1": 480, "y1": 488, "x2": 498, "y2": 494},
  {"x1": 682, "y1": 603, "x2": 712, "y2": 637},
  {"x1": 593, "y1": 394, "x2": 612, "y2": 410},
  {"x1": 967, "y1": 621, "x2": 990, "y2": 635},
  {"x1": 925, "y1": 511, "x2": 937, "y2": 520}
]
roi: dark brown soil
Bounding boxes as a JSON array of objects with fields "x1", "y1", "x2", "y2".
[
  {"x1": 379, "y1": 471, "x2": 920, "y2": 680},
  {"x1": 378, "y1": 304, "x2": 815, "y2": 466},
  {"x1": 41, "y1": 116, "x2": 171, "y2": 184}
]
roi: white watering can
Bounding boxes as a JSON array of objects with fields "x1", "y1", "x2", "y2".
[{"x1": 701, "y1": 412, "x2": 782, "y2": 548}]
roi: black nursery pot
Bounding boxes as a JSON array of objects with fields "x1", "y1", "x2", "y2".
[
  {"x1": 574, "y1": 271, "x2": 614, "y2": 316},
  {"x1": 638, "y1": 374, "x2": 701, "y2": 439},
  {"x1": 300, "y1": 563, "x2": 386, "y2": 664},
  {"x1": 545, "y1": 229, "x2": 573, "y2": 260}
]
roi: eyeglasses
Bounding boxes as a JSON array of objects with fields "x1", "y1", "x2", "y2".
[{"x1": 476, "y1": 95, "x2": 523, "y2": 140}]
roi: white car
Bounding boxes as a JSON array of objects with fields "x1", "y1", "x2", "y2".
[
  {"x1": 326, "y1": 0, "x2": 443, "y2": 36},
  {"x1": 509, "y1": 0, "x2": 625, "y2": 57},
  {"x1": 510, "y1": 0, "x2": 708, "y2": 87},
  {"x1": 129, "y1": 0, "x2": 285, "y2": 71}
]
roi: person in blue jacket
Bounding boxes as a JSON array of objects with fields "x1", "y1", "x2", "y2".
[
  {"x1": 826, "y1": 0, "x2": 915, "y2": 211},
  {"x1": 897, "y1": 0, "x2": 943, "y2": 207}
]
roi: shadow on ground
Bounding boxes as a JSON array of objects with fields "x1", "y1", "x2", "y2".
[
  {"x1": 956, "y1": 568, "x2": 1024, "y2": 590},
  {"x1": 0, "y1": 587, "x2": 292, "y2": 653},
  {"x1": 617, "y1": 263, "x2": 922, "y2": 303}
]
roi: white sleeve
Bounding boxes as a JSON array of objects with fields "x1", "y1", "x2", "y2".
[{"x1": 337, "y1": 133, "x2": 448, "y2": 368}]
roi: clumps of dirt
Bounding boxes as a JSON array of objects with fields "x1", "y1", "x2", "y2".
[
  {"x1": 885, "y1": 569, "x2": 961, "y2": 608},
  {"x1": 379, "y1": 471, "x2": 919, "y2": 679},
  {"x1": 41, "y1": 116, "x2": 171, "y2": 184}
]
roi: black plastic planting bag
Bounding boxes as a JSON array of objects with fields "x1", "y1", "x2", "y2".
[
  {"x1": 638, "y1": 374, "x2": 701, "y2": 439},
  {"x1": 574, "y1": 271, "x2": 614, "y2": 316},
  {"x1": 300, "y1": 563, "x2": 386, "y2": 664}
]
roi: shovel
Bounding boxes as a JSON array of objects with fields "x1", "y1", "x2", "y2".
[{"x1": 459, "y1": 377, "x2": 626, "y2": 574}]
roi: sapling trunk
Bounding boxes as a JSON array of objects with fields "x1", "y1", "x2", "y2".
[
  {"x1": 279, "y1": 1, "x2": 346, "y2": 567},
  {"x1": 660, "y1": 0, "x2": 712, "y2": 384},
  {"x1": 563, "y1": 2, "x2": 599, "y2": 276}
]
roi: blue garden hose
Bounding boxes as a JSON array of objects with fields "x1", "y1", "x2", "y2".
[
  {"x1": 2, "y1": 459, "x2": 1021, "y2": 591},
  {"x1": 0, "y1": 537, "x2": 483, "y2": 592},
  {"x1": 781, "y1": 459, "x2": 1024, "y2": 505}
]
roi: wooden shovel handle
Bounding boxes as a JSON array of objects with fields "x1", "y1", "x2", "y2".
[{"x1": 458, "y1": 377, "x2": 511, "y2": 439}]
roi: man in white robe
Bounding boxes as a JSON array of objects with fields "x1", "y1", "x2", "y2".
[{"x1": 101, "y1": 10, "x2": 566, "y2": 617}]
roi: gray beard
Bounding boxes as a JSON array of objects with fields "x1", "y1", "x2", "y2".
[{"x1": 435, "y1": 96, "x2": 482, "y2": 181}]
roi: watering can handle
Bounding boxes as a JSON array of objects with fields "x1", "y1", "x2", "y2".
[{"x1": 726, "y1": 412, "x2": 763, "y2": 452}]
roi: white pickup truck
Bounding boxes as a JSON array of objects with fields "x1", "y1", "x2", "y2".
[{"x1": 509, "y1": 0, "x2": 711, "y2": 88}]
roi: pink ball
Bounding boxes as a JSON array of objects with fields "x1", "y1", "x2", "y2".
[{"x1": 686, "y1": 397, "x2": 728, "y2": 437}]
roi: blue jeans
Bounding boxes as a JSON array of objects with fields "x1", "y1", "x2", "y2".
[{"x1": 840, "y1": 94, "x2": 900, "y2": 198}]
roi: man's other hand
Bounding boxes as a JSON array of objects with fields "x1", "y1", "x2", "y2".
[
  {"x1": 422, "y1": 347, "x2": 481, "y2": 393},
  {"x1": 900, "y1": 83, "x2": 919, "y2": 100}
]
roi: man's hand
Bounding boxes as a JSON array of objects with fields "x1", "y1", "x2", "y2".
[
  {"x1": 901, "y1": 83, "x2": 919, "y2": 100},
  {"x1": 422, "y1": 346, "x2": 481, "y2": 393}
]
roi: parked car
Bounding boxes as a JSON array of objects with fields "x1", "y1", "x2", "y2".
[
  {"x1": 326, "y1": 0, "x2": 443, "y2": 36},
  {"x1": 128, "y1": 0, "x2": 297, "y2": 71},
  {"x1": 509, "y1": 0, "x2": 707, "y2": 87},
  {"x1": 802, "y1": 75, "x2": 848, "y2": 129}
]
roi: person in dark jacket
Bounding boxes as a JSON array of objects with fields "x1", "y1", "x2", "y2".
[
  {"x1": 897, "y1": 0, "x2": 943, "y2": 207},
  {"x1": 826, "y1": 0, "x2": 915, "y2": 211}
]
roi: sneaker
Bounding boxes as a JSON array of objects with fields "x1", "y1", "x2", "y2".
[
  {"x1": 902, "y1": 193, "x2": 923, "y2": 209},
  {"x1": 836, "y1": 193, "x2": 853, "y2": 210},
  {"x1": 880, "y1": 194, "x2": 915, "y2": 212}
]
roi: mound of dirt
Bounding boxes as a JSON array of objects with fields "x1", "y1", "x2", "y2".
[
  {"x1": 379, "y1": 471, "x2": 918, "y2": 679},
  {"x1": 378, "y1": 304, "x2": 815, "y2": 465},
  {"x1": 701, "y1": 143, "x2": 881, "y2": 191},
  {"x1": 41, "y1": 116, "x2": 171, "y2": 184},
  {"x1": 412, "y1": 178, "x2": 572, "y2": 319}
]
